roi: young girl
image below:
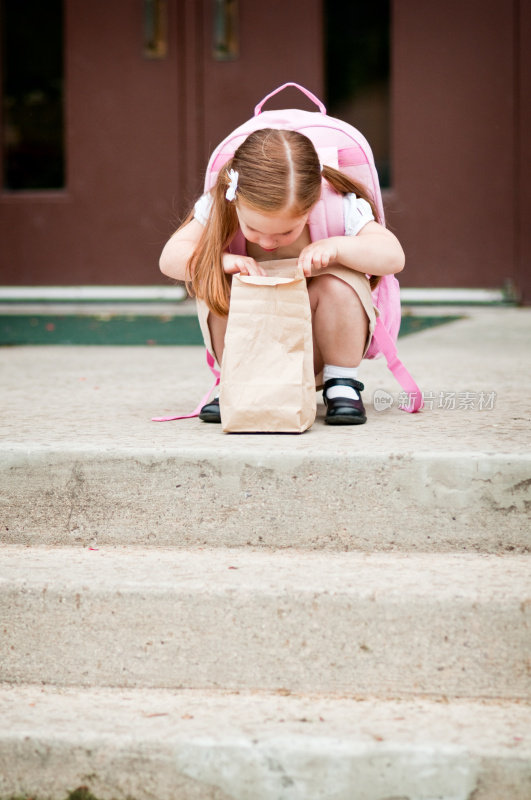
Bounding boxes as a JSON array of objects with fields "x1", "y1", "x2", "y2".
[{"x1": 159, "y1": 128, "x2": 405, "y2": 425}]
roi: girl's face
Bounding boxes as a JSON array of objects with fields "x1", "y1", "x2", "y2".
[{"x1": 235, "y1": 202, "x2": 309, "y2": 253}]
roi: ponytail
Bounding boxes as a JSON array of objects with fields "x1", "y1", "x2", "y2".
[
  {"x1": 321, "y1": 165, "x2": 380, "y2": 223},
  {"x1": 187, "y1": 164, "x2": 239, "y2": 317}
]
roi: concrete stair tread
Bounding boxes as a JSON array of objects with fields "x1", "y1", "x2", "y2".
[
  {"x1": 2, "y1": 546, "x2": 530, "y2": 698},
  {"x1": 1, "y1": 684, "x2": 530, "y2": 800}
]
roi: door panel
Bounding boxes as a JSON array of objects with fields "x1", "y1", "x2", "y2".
[
  {"x1": 391, "y1": 0, "x2": 516, "y2": 290},
  {"x1": 1, "y1": 0, "x2": 181, "y2": 285}
]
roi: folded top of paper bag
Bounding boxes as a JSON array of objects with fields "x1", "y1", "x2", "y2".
[{"x1": 238, "y1": 257, "x2": 303, "y2": 285}]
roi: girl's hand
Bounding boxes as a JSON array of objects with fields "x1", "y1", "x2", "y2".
[
  {"x1": 298, "y1": 238, "x2": 340, "y2": 277},
  {"x1": 222, "y1": 253, "x2": 265, "y2": 276}
]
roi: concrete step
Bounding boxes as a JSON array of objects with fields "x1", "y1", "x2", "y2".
[
  {"x1": 2, "y1": 445, "x2": 529, "y2": 552},
  {"x1": 1, "y1": 685, "x2": 530, "y2": 800},
  {"x1": 2, "y1": 308, "x2": 530, "y2": 553},
  {"x1": 2, "y1": 546, "x2": 529, "y2": 700}
]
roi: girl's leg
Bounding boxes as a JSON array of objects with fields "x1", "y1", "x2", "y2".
[
  {"x1": 198, "y1": 312, "x2": 227, "y2": 422},
  {"x1": 308, "y1": 274, "x2": 368, "y2": 374},
  {"x1": 207, "y1": 312, "x2": 228, "y2": 365},
  {"x1": 308, "y1": 274, "x2": 369, "y2": 425}
]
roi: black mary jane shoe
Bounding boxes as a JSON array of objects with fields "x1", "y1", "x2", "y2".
[
  {"x1": 323, "y1": 378, "x2": 367, "y2": 425},
  {"x1": 198, "y1": 397, "x2": 221, "y2": 423}
]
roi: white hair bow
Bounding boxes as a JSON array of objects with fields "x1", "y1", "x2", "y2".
[{"x1": 225, "y1": 169, "x2": 239, "y2": 201}]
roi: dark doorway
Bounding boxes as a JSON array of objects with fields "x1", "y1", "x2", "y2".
[{"x1": 324, "y1": 0, "x2": 390, "y2": 187}]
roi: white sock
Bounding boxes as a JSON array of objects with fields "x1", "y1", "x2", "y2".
[{"x1": 323, "y1": 364, "x2": 360, "y2": 400}]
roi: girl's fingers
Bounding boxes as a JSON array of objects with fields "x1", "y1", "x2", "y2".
[
  {"x1": 298, "y1": 252, "x2": 311, "y2": 275},
  {"x1": 299, "y1": 239, "x2": 338, "y2": 275},
  {"x1": 244, "y1": 259, "x2": 263, "y2": 276},
  {"x1": 236, "y1": 259, "x2": 264, "y2": 276},
  {"x1": 223, "y1": 255, "x2": 262, "y2": 275},
  {"x1": 299, "y1": 250, "x2": 328, "y2": 276}
]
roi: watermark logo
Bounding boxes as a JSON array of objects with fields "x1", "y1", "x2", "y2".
[
  {"x1": 372, "y1": 390, "x2": 497, "y2": 412},
  {"x1": 373, "y1": 389, "x2": 394, "y2": 412}
]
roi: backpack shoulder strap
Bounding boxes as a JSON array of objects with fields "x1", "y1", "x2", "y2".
[
  {"x1": 371, "y1": 319, "x2": 424, "y2": 413},
  {"x1": 308, "y1": 149, "x2": 344, "y2": 242},
  {"x1": 309, "y1": 185, "x2": 344, "y2": 241}
]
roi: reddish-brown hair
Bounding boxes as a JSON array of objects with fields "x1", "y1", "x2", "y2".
[{"x1": 184, "y1": 128, "x2": 380, "y2": 316}]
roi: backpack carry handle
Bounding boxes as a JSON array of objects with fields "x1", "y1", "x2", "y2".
[{"x1": 254, "y1": 82, "x2": 327, "y2": 116}]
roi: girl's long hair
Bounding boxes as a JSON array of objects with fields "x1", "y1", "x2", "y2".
[{"x1": 183, "y1": 128, "x2": 381, "y2": 316}]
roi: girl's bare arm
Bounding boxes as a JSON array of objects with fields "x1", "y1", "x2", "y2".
[
  {"x1": 159, "y1": 219, "x2": 204, "y2": 282},
  {"x1": 160, "y1": 218, "x2": 264, "y2": 280},
  {"x1": 298, "y1": 222, "x2": 405, "y2": 278}
]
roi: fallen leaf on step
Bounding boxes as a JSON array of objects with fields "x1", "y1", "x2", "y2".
[{"x1": 142, "y1": 712, "x2": 169, "y2": 718}]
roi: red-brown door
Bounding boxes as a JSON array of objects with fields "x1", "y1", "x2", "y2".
[
  {"x1": 390, "y1": 0, "x2": 530, "y2": 302},
  {"x1": 2, "y1": 0, "x2": 529, "y2": 302},
  {"x1": 0, "y1": 0, "x2": 322, "y2": 286}
]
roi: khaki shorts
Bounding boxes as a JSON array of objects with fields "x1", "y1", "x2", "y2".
[{"x1": 196, "y1": 266, "x2": 377, "y2": 381}]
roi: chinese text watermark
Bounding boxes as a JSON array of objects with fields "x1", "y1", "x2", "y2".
[{"x1": 373, "y1": 389, "x2": 497, "y2": 412}]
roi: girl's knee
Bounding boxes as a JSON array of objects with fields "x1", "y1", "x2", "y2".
[{"x1": 309, "y1": 274, "x2": 364, "y2": 309}]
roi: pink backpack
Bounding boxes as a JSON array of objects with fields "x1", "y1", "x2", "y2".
[{"x1": 154, "y1": 83, "x2": 422, "y2": 421}]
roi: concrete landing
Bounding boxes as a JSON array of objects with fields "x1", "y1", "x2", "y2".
[{"x1": 1, "y1": 307, "x2": 530, "y2": 551}]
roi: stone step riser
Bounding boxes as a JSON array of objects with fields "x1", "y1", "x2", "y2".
[
  {"x1": 2, "y1": 548, "x2": 529, "y2": 700},
  {"x1": 1, "y1": 687, "x2": 530, "y2": 800},
  {"x1": 1, "y1": 450, "x2": 529, "y2": 552}
]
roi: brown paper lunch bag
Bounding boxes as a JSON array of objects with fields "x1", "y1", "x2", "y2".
[{"x1": 219, "y1": 259, "x2": 316, "y2": 433}]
